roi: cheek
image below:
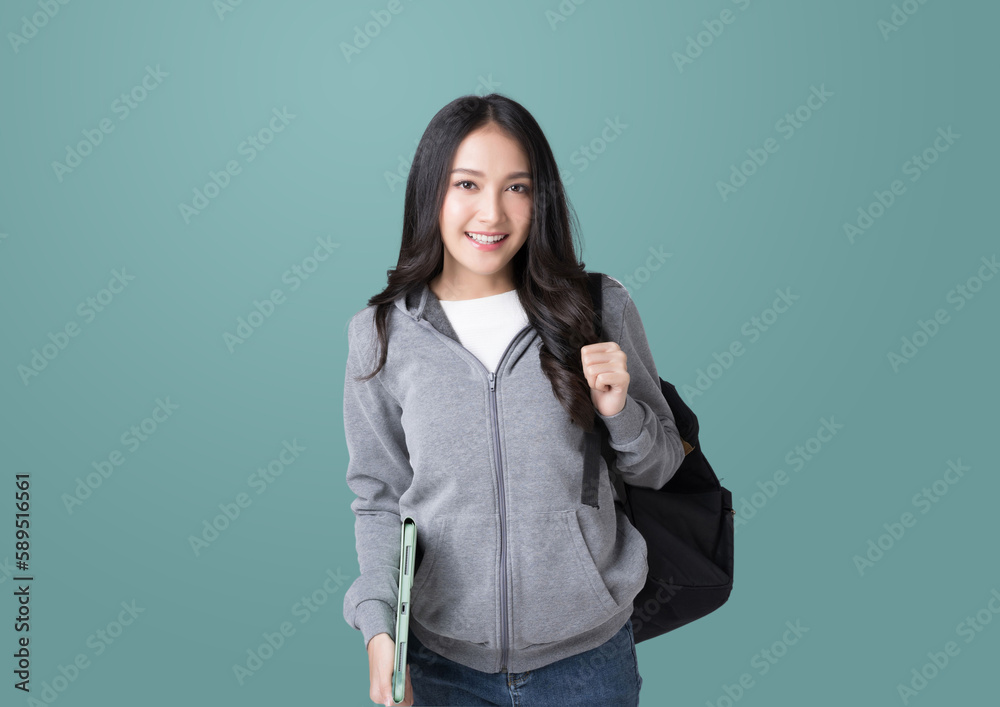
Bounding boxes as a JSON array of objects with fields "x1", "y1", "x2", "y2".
[
  {"x1": 515, "y1": 202, "x2": 533, "y2": 228},
  {"x1": 440, "y1": 199, "x2": 468, "y2": 227}
]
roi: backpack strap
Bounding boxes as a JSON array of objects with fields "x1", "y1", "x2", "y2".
[{"x1": 580, "y1": 272, "x2": 628, "y2": 511}]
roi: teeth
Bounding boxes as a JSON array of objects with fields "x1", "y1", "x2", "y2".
[{"x1": 466, "y1": 232, "x2": 508, "y2": 244}]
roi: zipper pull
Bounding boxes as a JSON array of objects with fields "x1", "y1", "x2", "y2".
[{"x1": 488, "y1": 371, "x2": 495, "y2": 391}]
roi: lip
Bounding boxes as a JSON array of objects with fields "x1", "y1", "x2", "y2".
[{"x1": 465, "y1": 231, "x2": 508, "y2": 236}]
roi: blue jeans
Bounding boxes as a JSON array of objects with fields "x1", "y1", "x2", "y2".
[{"x1": 407, "y1": 618, "x2": 643, "y2": 706}]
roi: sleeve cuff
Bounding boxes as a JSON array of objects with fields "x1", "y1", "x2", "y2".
[
  {"x1": 355, "y1": 598, "x2": 396, "y2": 651},
  {"x1": 596, "y1": 394, "x2": 644, "y2": 447}
]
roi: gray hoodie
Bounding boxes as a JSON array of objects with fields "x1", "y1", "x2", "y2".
[{"x1": 342, "y1": 273, "x2": 686, "y2": 673}]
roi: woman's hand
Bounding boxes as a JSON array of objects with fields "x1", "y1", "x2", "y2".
[
  {"x1": 581, "y1": 341, "x2": 629, "y2": 417},
  {"x1": 367, "y1": 632, "x2": 413, "y2": 706}
]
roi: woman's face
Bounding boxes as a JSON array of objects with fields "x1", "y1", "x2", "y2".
[{"x1": 435, "y1": 124, "x2": 532, "y2": 298}]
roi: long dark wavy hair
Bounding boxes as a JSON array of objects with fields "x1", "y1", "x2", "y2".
[{"x1": 355, "y1": 93, "x2": 601, "y2": 433}]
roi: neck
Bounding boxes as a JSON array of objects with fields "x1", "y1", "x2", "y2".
[{"x1": 430, "y1": 273, "x2": 516, "y2": 301}]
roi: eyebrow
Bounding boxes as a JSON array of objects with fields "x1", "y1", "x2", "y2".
[{"x1": 451, "y1": 168, "x2": 532, "y2": 179}]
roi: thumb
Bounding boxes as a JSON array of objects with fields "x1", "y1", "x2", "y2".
[{"x1": 368, "y1": 633, "x2": 398, "y2": 705}]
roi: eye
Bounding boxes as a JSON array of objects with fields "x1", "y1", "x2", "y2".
[{"x1": 453, "y1": 180, "x2": 531, "y2": 193}]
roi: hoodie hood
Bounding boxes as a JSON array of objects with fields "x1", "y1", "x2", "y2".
[{"x1": 393, "y1": 280, "x2": 463, "y2": 345}]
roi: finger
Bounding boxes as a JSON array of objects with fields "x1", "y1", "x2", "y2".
[
  {"x1": 372, "y1": 646, "x2": 394, "y2": 705},
  {"x1": 373, "y1": 673, "x2": 391, "y2": 706},
  {"x1": 585, "y1": 364, "x2": 626, "y2": 388},
  {"x1": 594, "y1": 370, "x2": 627, "y2": 392},
  {"x1": 581, "y1": 345, "x2": 617, "y2": 368},
  {"x1": 586, "y1": 359, "x2": 624, "y2": 374},
  {"x1": 582, "y1": 341, "x2": 619, "y2": 357},
  {"x1": 582, "y1": 350, "x2": 625, "y2": 370}
]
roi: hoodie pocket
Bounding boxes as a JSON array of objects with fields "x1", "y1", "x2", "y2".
[
  {"x1": 511, "y1": 509, "x2": 621, "y2": 649},
  {"x1": 410, "y1": 513, "x2": 496, "y2": 646}
]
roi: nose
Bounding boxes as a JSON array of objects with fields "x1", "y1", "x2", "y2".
[{"x1": 477, "y1": 187, "x2": 505, "y2": 225}]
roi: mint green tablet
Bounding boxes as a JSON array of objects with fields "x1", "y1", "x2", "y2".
[{"x1": 392, "y1": 516, "x2": 417, "y2": 705}]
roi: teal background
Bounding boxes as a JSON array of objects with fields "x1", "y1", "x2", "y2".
[{"x1": 1, "y1": 1, "x2": 997, "y2": 704}]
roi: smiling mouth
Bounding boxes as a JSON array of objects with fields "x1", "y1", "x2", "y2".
[{"x1": 465, "y1": 232, "x2": 509, "y2": 244}]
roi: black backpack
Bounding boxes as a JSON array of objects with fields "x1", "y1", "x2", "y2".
[{"x1": 581, "y1": 271, "x2": 735, "y2": 643}]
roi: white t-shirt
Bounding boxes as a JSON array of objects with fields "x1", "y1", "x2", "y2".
[{"x1": 437, "y1": 289, "x2": 530, "y2": 373}]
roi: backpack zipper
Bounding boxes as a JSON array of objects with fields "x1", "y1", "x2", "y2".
[{"x1": 415, "y1": 318, "x2": 531, "y2": 673}]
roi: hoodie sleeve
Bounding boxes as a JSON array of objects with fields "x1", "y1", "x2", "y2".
[
  {"x1": 341, "y1": 310, "x2": 413, "y2": 651},
  {"x1": 595, "y1": 285, "x2": 686, "y2": 489}
]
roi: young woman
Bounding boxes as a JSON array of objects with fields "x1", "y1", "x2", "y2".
[{"x1": 342, "y1": 93, "x2": 686, "y2": 706}]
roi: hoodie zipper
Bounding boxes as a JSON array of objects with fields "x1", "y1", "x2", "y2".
[
  {"x1": 485, "y1": 325, "x2": 530, "y2": 674},
  {"x1": 487, "y1": 369, "x2": 508, "y2": 672},
  {"x1": 415, "y1": 317, "x2": 530, "y2": 673}
]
